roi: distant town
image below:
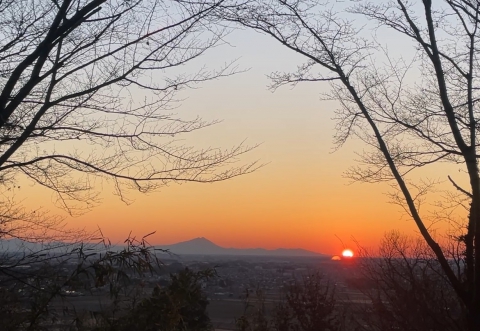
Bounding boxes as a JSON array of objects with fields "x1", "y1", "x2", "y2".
[{"x1": 1, "y1": 237, "x2": 365, "y2": 330}]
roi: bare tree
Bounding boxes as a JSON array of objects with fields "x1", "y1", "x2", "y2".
[
  {"x1": 218, "y1": 0, "x2": 480, "y2": 329},
  {"x1": 0, "y1": 1, "x2": 258, "y2": 328},
  {"x1": 0, "y1": 231, "x2": 167, "y2": 330},
  {"x1": 0, "y1": 0, "x2": 257, "y2": 215},
  {"x1": 235, "y1": 273, "x2": 341, "y2": 331},
  {"x1": 354, "y1": 231, "x2": 466, "y2": 331},
  {"x1": 0, "y1": 189, "x2": 93, "y2": 316}
]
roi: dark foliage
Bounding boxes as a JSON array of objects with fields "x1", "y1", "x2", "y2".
[
  {"x1": 237, "y1": 272, "x2": 341, "y2": 331},
  {"x1": 113, "y1": 268, "x2": 214, "y2": 331}
]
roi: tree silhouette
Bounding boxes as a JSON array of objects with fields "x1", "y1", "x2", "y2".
[
  {"x1": 112, "y1": 268, "x2": 214, "y2": 331},
  {"x1": 218, "y1": 0, "x2": 480, "y2": 329},
  {"x1": 355, "y1": 231, "x2": 466, "y2": 331},
  {"x1": 0, "y1": 0, "x2": 257, "y2": 215},
  {"x1": 237, "y1": 273, "x2": 340, "y2": 331}
]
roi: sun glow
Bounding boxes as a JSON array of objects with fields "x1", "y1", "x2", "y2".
[{"x1": 342, "y1": 249, "x2": 354, "y2": 258}]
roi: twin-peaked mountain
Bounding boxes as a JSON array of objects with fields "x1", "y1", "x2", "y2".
[{"x1": 156, "y1": 237, "x2": 324, "y2": 257}]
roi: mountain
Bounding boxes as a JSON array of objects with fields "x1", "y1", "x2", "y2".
[
  {"x1": 1, "y1": 237, "x2": 326, "y2": 257},
  {"x1": 0, "y1": 238, "x2": 76, "y2": 252},
  {"x1": 156, "y1": 237, "x2": 325, "y2": 257}
]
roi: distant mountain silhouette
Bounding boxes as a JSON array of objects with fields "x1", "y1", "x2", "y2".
[
  {"x1": 0, "y1": 238, "x2": 103, "y2": 254},
  {"x1": 0, "y1": 238, "x2": 70, "y2": 252},
  {"x1": 156, "y1": 237, "x2": 325, "y2": 257},
  {"x1": 0, "y1": 237, "x2": 325, "y2": 257}
]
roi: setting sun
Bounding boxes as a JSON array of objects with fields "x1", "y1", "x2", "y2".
[{"x1": 342, "y1": 249, "x2": 354, "y2": 258}]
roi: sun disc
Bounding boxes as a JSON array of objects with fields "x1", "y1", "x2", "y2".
[{"x1": 342, "y1": 249, "x2": 354, "y2": 258}]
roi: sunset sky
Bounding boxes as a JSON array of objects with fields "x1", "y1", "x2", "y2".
[{"x1": 19, "y1": 27, "x2": 451, "y2": 256}]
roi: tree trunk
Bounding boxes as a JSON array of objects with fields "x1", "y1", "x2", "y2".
[{"x1": 467, "y1": 305, "x2": 480, "y2": 331}]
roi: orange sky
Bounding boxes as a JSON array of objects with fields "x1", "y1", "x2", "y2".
[{"x1": 18, "y1": 29, "x2": 463, "y2": 256}]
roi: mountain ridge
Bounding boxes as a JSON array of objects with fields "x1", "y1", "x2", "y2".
[
  {"x1": 156, "y1": 237, "x2": 325, "y2": 257},
  {"x1": 0, "y1": 237, "x2": 327, "y2": 257}
]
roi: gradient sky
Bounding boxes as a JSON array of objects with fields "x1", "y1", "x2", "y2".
[{"x1": 19, "y1": 26, "x2": 452, "y2": 256}]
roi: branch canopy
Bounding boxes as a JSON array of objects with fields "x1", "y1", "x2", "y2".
[
  {"x1": 216, "y1": 0, "x2": 480, "y2": 323},
  {"x1": 0, "y1": 0, "x2": 257, "y2": 214}
]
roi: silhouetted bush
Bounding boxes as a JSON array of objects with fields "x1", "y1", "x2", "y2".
[
  {"x1": 236, "y1": 272, "x2": 341, "y2": 331},
  {"x1": 112, "y1": 268, "x2": 214, "y2": 331}
]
